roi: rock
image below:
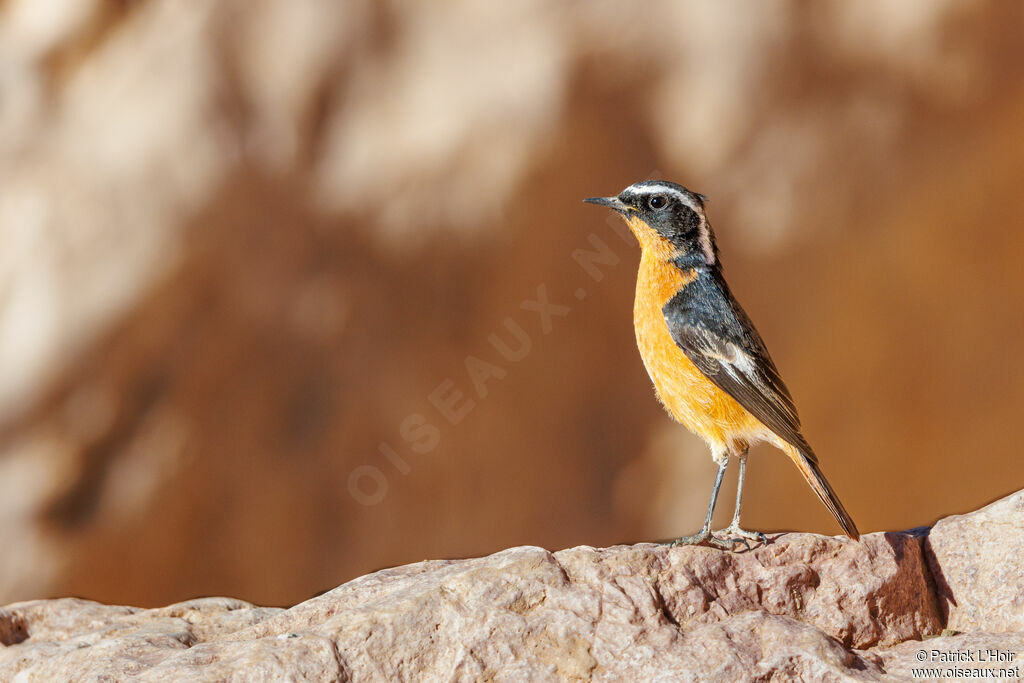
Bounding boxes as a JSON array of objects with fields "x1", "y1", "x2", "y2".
[
  {"x1": 3, "y1": 491, "x2": 1024, "y2": 680},
  {"x1": 553, "y1": 532, "x2": 940, "y2": 650},
  {"x1": 925, "y1": 490, "x2": 1024, "y2": 633}
]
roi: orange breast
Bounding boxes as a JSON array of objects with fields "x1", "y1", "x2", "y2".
[{"x1": 633, "y1": 250, "x2": 763, "y2": 451}]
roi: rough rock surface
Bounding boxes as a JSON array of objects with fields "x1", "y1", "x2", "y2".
[
  {"x1": 2, "y1": 491, "x2": 1024, "y2": 681},
  {"x1": 926, "y1": 490, "x2": 1024, "y2": 634}
]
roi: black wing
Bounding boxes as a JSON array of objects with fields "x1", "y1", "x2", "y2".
[{"x1": 663, "y1": 270, "x2": 812, "y2": 454}]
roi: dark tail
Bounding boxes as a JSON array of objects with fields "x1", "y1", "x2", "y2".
[{"x1": 783, "y1": 443, "x2": 860, "y2": 540}]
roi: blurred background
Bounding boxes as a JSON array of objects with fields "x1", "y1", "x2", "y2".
[{"x1": 1, "y1": 0, "x2": 1023, "y2": 608}]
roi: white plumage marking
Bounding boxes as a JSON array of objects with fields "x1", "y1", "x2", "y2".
[
  {"x1": 626, "y1": 183, "x2": 700, "y2": 212},
  {"x1": 695, "y1": 215, "x2": 715, "y2": 266}
]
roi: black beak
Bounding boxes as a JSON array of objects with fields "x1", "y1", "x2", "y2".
[{"x1": 583, "y1": 196, "x2": 627, "y2": 213}]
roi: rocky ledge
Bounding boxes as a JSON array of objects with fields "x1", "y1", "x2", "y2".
[{"x1": 2, "y1": 491, "x2": 1023, "y2": 681}]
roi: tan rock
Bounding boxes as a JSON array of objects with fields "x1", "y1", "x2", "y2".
[
  {"x1": 6, "y1": 489, "x2": 1024, "y2": 680},
  {"x1": 926, "y1": 490, "x2": 1024, "y2": 633},
  {"x1": 0, "y1": 531, "x2": 938, "y2": 681}
]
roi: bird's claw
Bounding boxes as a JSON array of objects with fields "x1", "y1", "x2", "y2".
[
  {"x1": 668, "y1": 529, "x2": 733, "y2": 550},
  {"x1": 727, "y1": 536, "x2": 750, "y2": 551},
  {"x1": 712, "y1": 526, "x2": 768, "y2": 549}
]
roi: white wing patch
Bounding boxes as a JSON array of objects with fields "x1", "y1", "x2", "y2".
[
  {"x1": 688, "y1": 327, "x2": 800, "y2": 427},
  {"x1": 703, "y1": 337, "x2": 759, "y2": 385}
]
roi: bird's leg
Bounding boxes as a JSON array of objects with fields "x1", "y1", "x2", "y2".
[
  {"x1": 670, "y1": 455, "x2": 733, "y2": 549},
  {"x1": 713, "y1": 452, "x2": 768, "y2": 548}
]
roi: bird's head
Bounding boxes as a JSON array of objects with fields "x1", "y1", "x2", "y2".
[{"x1": 585, "y1": 180, "x2": 717, "y2": 268}]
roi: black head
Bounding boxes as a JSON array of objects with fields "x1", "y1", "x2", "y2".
[{"x1": 585, "y1": 180, "x2": 717, "y2": 267}]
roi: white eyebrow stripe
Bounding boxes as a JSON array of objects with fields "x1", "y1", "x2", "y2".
[{"x1": 626, "y1": 184, "x2": 700, "y2": 212}]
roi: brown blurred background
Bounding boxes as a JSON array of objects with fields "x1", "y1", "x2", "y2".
[{"x1": 1, "y1": 1, "x2": 1023, "y2": 608}]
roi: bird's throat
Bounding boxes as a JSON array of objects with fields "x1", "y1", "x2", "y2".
[
  {"x1": 636, "y1": 249, "x2": 697, "y2": 310},
  {"x1": 624, "y1": 214, "x2": 679, "y2": 263}
]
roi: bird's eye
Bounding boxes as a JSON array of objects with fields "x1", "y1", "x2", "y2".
[{"x1": 648, "y1": 195, "x2": 666, "y2": 209}]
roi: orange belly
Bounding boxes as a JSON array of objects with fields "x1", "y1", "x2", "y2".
[{"x1": 633, "y1": 252, "x2": 765, "y2": 454}]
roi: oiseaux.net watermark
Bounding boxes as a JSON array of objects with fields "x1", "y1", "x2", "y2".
[
  {"x1": 911, "y1": 647, "x2": 1019, "y2": 680},
  {"x1": 346, "y1": 202, "x2": 638, "y2": 506}
]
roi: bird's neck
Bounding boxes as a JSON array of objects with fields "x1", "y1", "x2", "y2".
[
  {"x1": 636, "y1": 249, "x2": 700, "y2": 310},
  {"x1": 671, "y1": 250, "x2": 717, "y2": 271},
  {"x1": 622, "y1": 215, "x2": 716, "y2": 272}
]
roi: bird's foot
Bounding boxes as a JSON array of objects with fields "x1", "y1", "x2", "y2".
[
  {"x1": 668, "y1": 529, "x2": 734, "y2": 550},
  {"x1": 712, "y1": 525, "x2": 768, "y2": 550}
]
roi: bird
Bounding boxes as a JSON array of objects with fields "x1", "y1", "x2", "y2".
[{"x1": 584, "y1": 180, "x2": 858, "y2": 549}]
